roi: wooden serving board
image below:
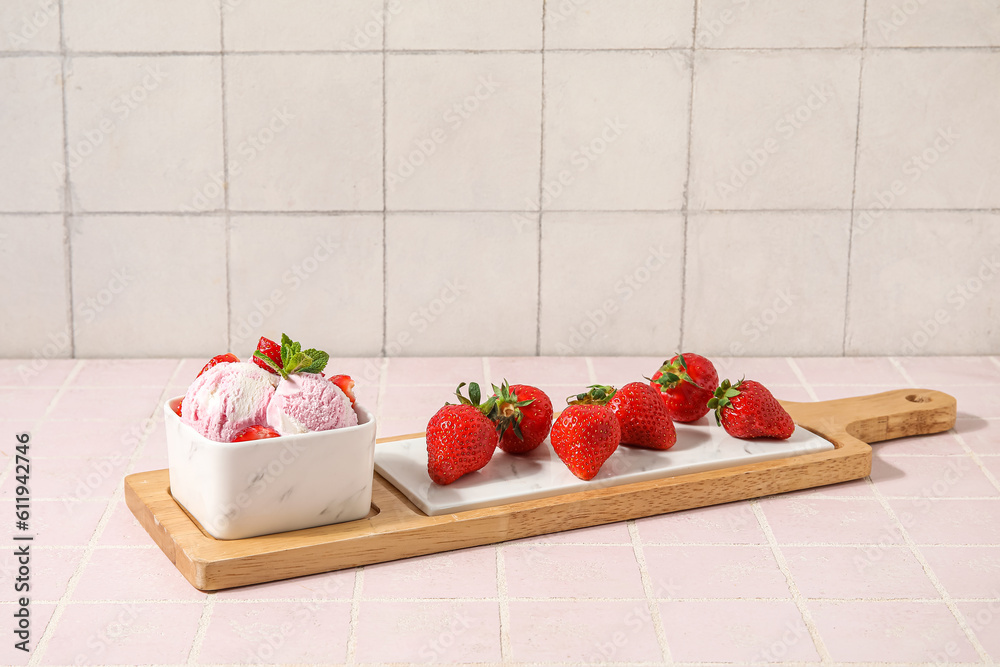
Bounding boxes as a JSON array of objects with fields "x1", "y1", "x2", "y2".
[{"x1": 125, "y1": 389, "x2": 955, "y2": 591}]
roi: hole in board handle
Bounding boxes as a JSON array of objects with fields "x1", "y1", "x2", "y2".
[{"x1": 905, "y1": 393, "x2": 931, "y2": 403}]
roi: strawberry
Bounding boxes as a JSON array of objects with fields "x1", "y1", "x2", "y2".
[
  {"x1": 232, "y1": 425, "x2": 282, "y2": 442},
  {"x1": 253, "y1": 333, "x2": 330, "y2": 378},
  {"x1": 426, "y1": 383, "x2": 499, "y2": 485},
  {"x1": 708, "y1": 378, "x2": 794, "y2": 440},
  {"x1": 550, "y1": 386, "x2": 621, "y2": 481},
  {"x1": 253, "y1": 336, "x2": 283, "y2": 374},
  {"x1": 488, "y1": 380, "x2": 553, "y2": 454},
  {"x1": 650, "y1": 353, "x2": 719, "y2": 422},
  {"x1": 171, "y1": 399, "x2": 183, "y2": 417},
  {"x1": 607, "y1": 382, "x2": 676, "y2": 450},
  {"x1": 197, "y1": 353, "x2": 239, "y2": 378},
  {"x1": 329, "y1": 374, "x2": 356, "y2": 405}
]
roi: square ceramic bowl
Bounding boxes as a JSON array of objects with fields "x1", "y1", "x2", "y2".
[{"x1": 164, "y1": 396, "x2": 377, "y2": 540}]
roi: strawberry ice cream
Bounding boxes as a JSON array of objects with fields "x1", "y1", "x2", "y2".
[
  {"x1": 267, "y1": 373, "x2": 358, "y2": 435},
  {"x1": 181, "y1": 362, "x2": 277, "y2": 442}
]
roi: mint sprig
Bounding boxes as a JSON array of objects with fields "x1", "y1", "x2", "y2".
[{"x1": 254, "y1": 333, "x2": 330, "y2": 379}]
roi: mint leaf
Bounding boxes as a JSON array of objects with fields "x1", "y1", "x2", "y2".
[
  {"x1": 301, "y1": 349, "x2": 329, "y2": 374},
  {"x1": 285, "y1": 351, "x2": 314, "y2": 375},
  {"x1": 253, "y1": 350, "x2": 286, "y2": 377},
  {"x1": 280, "y1": 333, "x2": 293, "y2": 366}
]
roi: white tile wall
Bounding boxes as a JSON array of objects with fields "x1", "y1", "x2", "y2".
[
  {"x1": 684, "y1": 212, "x2": 851, "y2": 356},
  {"x1": 69, "y1": 216, "x2": 228, "y2": 357},
  {"x1": 845, "y1": 212, "x2": 1000, "y2": 355},
  {"x1": 225, "y1": 54, "x2": 383, "y2": 211},
  {"x1": 2, "y1": 1, "x2": 998, "y2": 357},
  {"x1": 539, "y1": 213, "x2": 684, "y2": 355},
  {"x1": 0, "y1": 215, "x2": 69, "y2": 357},
  {"x1": 0, "y1": 0, "x2": 60, "y2": 52},
  {"x1": 65, "y1": 56, "x2": 224, "y2": 212},
  {"x1": 688, "y1": 51, "x2": 861, "y2": 211},
  {"x1": 855, "y1": 50, "x2": 1000, "y2": 209},
  {"x1": 228, "y1": 215, "x2": 383, "y2": 356},
  {"x1": 385, "y1": 53, "x2": 542, "y2": 211},
  {"x1": 0, "y1": 57, "x2": 63, "y2": 212},
  {"x1": 62, "y1": 0, "x2": 221, "y2": 52}
]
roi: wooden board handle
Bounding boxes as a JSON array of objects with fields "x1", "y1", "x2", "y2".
[{"x1": 780, "y1": 388, "x2": 956, "y2": 445}]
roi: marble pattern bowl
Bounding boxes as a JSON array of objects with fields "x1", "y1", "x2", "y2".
[{"x1": 164, "y1": 396, "x2": 377, "y2": 540}]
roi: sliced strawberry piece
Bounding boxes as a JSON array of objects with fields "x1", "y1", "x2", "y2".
[
  {"x1": 253, "y1": 336, "x2": 283, "y2": 374},
  {"x1": 231, "y1": 425, "x2": 281, "y2": 442},
  {"x1": 329, "y1": 374, "x2": 356, "y2": 405},
  {"x1": 197, "y1": 353, "x2": 239, "y2": 378},
  {"x1": 171, "y1": 398, "x2": 183, "y2": 417}
]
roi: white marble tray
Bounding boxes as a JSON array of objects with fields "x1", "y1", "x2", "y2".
[{"x1": 374, "y1": 420, "x2": 833, "y2": 516}]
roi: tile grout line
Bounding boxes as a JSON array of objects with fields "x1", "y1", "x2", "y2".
[
  {"x1": 863, "y1": 475, "x2": 994, "y2": 662},
  {"x1": 495, "y1": 544, "x2": 513, "y2": 662},
  {"x1": 27, "y1": 359, "x2": 184, "y2": 666},
  {"x1": 841, "y1": 0, "x2": 869, "y2": 355},
  {"x1": 375, "y1": 357, "x2": 390, "y2": 426},
  {"x1": 882, "y1": 359, "x2": 991, "y2": 661},
  {"x1": 627, "y1": 521, "x2": 674, "y2": 664},
  {"x1": 185, "y1": 594, "x2": 217, "y2": 664},
  {"x1": 483, "y1": 356, "x2": 493, "y2": 387},
  {"x1": 345, "y1": 567, "x2": 364, "y2": 665},
  {"x1": 19, "y1": 206, "x2": 1000, "y2": 216},
  {"x1": 749, "y1": 500, "x2": 834, "y2": 663},
  {"x1": 57, "y1": 0, "x2": 75, "y2": 357},
  {"x1": 380, "y1": 0, "x2": 388, "y2": 357},
  {"x1": 677, "y1": 0, "x2": 699, "y2": 351},
  {"x1": 889, "y1": 358, "x2": 1000, "y2": 493},
  {"x1": 534, "y1": 0, "x2": 547, "y2": 356},
  {"x1": 785, "y1": 358, "x2": 819, "y2": 402},
  {"x1": 219, "y1": 0, "x2": 232, "y2": 352},
  {"x1": 584, "y1": 356, "x2": 597, "y2": 384},
  {"x1": 8, "y1": 45, "x2": 1000, "y2": 57}
]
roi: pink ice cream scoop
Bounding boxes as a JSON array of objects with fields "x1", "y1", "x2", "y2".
[
  {"x1": 181, "y1": 362, "x2": 277, "y2": 442},
  {"x1": 267, "y1": 372, "x2": 358, "y2": 435}
]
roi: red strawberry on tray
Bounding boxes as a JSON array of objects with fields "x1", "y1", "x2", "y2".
[
  {"x1": 708, "y1": 378, "x2": 794, "y2": 439},
  {"x1": 550, "y1": 386, "x2": 621, "y2": 480},
  {"x1": 650, "y1": 353, "x2": 719, "y2": 422},
  {"x1": 426, "y1": 383, "x2": 499, "y2": 485},
  {"x1": 607, "y1": 381, "x2": 676, "y2": 450},
  {"x1": 489, "y1": 380, "x2": 553, "y2": 454}
]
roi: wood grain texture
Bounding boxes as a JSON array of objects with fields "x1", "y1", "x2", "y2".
[{"x1": 124, "y1": 388, "x2": 956, "y2": 591}]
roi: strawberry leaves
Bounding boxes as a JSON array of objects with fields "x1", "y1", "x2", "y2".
[
  {"x1": 253, "y1": 333, "x2": 330, "y2": 379},
  {"x1": 707, "y1": 378, "x2": 743, "y2": 426}
]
